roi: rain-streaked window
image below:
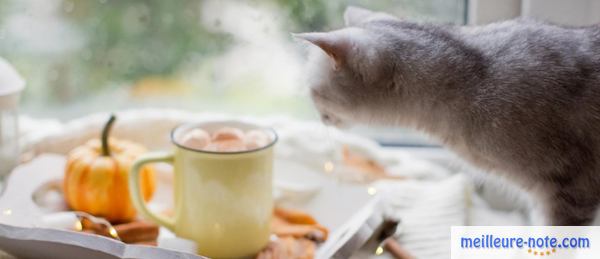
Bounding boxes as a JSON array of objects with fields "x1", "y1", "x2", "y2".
[{"x1": 0, "y1": 0, "x2": 466, "y2": 144}]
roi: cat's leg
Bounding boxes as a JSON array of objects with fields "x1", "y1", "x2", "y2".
[
  {"x1": 539, "y1": 176, "x2": 600, "y2": 226},
  {"x1": 543, "y1": 194, "x2": 598, "y2": 226}
]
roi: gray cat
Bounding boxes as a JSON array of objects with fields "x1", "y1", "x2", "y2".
[{"x1": 296, "y1": 6, "x2": 600, "y2": 226}]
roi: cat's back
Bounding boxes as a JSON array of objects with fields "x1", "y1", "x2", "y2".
[
  {"x1": 459, "y1": 19, "x2": 600, "y2": 104},
  {"x1": 461, "y1": 19, "x2": 600, "y2": 66},
  {"x1": 460, "y1": 19, "x2": 600, "y2": 138}
]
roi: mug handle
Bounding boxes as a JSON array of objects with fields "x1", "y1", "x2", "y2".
[{"x1": 129, "y1": 151, "x2": 175, "y2": 231}]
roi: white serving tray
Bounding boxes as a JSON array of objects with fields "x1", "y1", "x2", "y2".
[{"x1": 0, "y1": 154, "x2": 380, "y2": 259}]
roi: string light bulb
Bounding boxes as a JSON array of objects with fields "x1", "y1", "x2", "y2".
[
  {"x1": 367, "y1": 187, "x2": 377, "y2": 195},
  {"x1": 324, "y1": 161, "x2": 334, "y2": 173},
  {"x1": 108, "y1": 227, "x2": 119, "y2": 239},
  {"x1": 74, "y1": 220, "x2": 83, "y2": 231}
]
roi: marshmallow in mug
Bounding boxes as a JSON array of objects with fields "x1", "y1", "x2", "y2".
[
  {"x1": 179, "y1": 126, "x2": 271, "y2": 152},
  {"x1": 245, "y1": 130, "x2": 271, "y2": 150},
  {"x1": 212, "y1": 127, "x2": 245, "y2": 142},
  {"x1": 180, "y1": 129, "x2": 211, "y2": 149}
]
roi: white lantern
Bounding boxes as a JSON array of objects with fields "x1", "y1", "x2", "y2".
[{"x1": 0, "y1": 57, "x2": 25, "y2": 180}]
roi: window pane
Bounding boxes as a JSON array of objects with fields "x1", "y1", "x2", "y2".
[{"x1": 0, "y1": 0, "x2": 465, "y2": 144}]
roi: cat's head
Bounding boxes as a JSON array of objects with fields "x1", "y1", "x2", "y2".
[{"x1": 295, "y1": 6, "x2": 400, "y2": 128}]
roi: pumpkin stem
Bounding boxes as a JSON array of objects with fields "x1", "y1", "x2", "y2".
[{"x1": 101, "y1": 114, "x2": 116, "y2": 157}]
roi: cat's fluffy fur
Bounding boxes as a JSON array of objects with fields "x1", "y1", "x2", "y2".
[{"x1": 298, "y1": 6, "x2": 600, "y2": 225}]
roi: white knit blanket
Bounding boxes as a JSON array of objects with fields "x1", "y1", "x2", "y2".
[{"x1": 17, "y1": 109, "x2": 528, "y2": 259}]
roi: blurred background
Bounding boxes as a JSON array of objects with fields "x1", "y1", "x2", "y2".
[
  {"x1": 4, "y1": 0, "x2": 596, "y2": 145},
  {"x1": 0, "y1": 0, "x2": 466, "y2": 145}
]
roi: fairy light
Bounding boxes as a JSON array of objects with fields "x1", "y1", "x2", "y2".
[
  {"x1": 108, "y1": 227, "x2": 119, "y2": 239},
  {"x1": 324, "y1": 161, "x2": 334, "y2": 173},
  {"x1": 367, "y1": 187, "x2": 377, "y2": 196},
  {"x1": 2, "y1": 209, "x2": 12, "y2": 216},
  {"x1": 74, "y1": 220, "x2": 83, "y2": 231},
  {"x1": 375, "y1": 245, "x2": 384, "y2": 255}
]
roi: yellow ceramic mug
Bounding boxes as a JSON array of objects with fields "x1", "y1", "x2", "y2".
[{"x1": 129, "y1": 121, "x2": 277, "y2": 258}]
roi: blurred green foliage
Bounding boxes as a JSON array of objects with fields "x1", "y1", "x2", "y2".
[{"x1": 0, "y1": 0, "x2": 464, "y2": 119}]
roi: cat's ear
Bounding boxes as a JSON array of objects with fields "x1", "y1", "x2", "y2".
[
  {"x1": 344, "y1": 6, "x2": 376, "y2": 26},
  {"x1": 293, "y1": 31, "x2": 352, "y2": 70},
  {"x1": 344, "y1": 6, "x2": 399, "y2": 26}
]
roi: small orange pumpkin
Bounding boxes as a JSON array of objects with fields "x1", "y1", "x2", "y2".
[{"x1": 64, "y1": 115, "x2": 156, "y2": 223}]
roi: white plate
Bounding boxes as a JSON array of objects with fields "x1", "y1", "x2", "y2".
[{"x1": 0, "y1": 154, "x2": 379, "y2": 258}]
